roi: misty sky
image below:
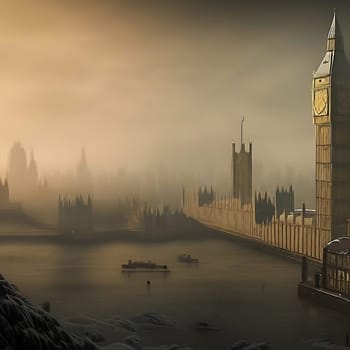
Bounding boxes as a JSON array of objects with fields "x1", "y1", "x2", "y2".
[{"x1": 0, "y1": 0, "x2": 349, "y2": 194}]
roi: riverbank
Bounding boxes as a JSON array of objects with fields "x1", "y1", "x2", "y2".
[
  {"x1": 0, "y1": 220, "x2": 221, "y2": 245},
  {"x1": 298, "y1": 282, "x2": 350, "y2": 314}
]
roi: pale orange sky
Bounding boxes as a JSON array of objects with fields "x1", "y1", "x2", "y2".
[{"x1": 0, "y1": 0, "x2": 348, "y2": 199}]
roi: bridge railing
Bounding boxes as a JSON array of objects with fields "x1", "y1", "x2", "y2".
[{"x1": 183, "y1": 200, "x2": 325, "y2": 261}]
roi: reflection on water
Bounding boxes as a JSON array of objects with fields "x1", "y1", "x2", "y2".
[{"x1": 1, "y1": 238, "x2": 350, "y2": 349}]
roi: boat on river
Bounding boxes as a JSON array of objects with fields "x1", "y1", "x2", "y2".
[
  {"x1": 121, "y1": 260, "x2": 169, "y2": 272},
  {"x1": 178, "y1": 254, "x2": 199, "y2": 263}
]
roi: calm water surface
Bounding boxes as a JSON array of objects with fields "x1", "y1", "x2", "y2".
[{"x1": 1, "y1": 237, "x2": 349, "y2": 349}]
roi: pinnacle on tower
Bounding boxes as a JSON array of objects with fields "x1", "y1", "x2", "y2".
[
  {"x1": 314, "y1": 12, "x2": 346, "y2": 78},
  {"x1": 327, "y1": 10, "x2": 344, "y2": 52}
]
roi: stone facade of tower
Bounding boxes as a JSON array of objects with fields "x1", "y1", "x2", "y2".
[
  {"x1": 313, "y1": 14, "x2": 350, "y2": 239},
  {"x1": 231, "y1": 142, "x2": 252, "y2": 204}
]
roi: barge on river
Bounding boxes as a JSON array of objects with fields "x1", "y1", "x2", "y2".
[{"x1": 121, "y1": 260, "x2": 169, "y2": 272}]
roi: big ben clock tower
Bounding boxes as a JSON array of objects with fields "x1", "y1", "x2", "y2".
[{"x1": 313, "y1": 13, "x2": 350, "y2": 240}]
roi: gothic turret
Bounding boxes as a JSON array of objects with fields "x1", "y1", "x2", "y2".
[{"x1": 27, "y1": 150, "x2": 38, "y2": 187}]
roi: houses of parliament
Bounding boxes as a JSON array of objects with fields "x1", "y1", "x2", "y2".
[{"x1": 183, "y1": 13, "x2": 350, "y2": 261}]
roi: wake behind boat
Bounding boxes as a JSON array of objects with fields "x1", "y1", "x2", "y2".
[{"x1": 121, "y1": 260, "x2": 169, "y2": 272}]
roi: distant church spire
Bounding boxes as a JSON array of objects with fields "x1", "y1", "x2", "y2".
[
  {"x1": 77, "y1": 147, "x2": 92, "y2": 193},
  {"x1": 78, "y1": 147, "x2": 89, "y2": 174},
  {"x1": 28, "y1": 147, "x2": 38, "y2": 187}
]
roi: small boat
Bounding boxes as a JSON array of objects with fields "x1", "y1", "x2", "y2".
[
  {"x1": 121, "y1": 260, "x2": 169, "y2": 272},
  {"x1": 178, "y1": 254, "x2": 199, "y2": 263}
]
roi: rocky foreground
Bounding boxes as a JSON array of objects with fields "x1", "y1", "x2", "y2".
[
  {"x1": 0, "y1": 274, "x2": 98, "y2": 350},
  {"x1": 0, "y1": 273, "x2": 347, "y2": 350},
  {"x1": 0, "y1": 273, "x2": 273, "y2": 350}
]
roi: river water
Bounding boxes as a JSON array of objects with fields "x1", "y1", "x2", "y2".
[{"x1": 1, "y1": 236, "x2": 349, "y2": 349}]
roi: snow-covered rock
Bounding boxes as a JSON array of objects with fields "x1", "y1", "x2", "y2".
[
  {"x1": 228, "y1": 340, "x2": 250, "y2": 349},
  {"x1": 310, "y1": 340, "x2": 350, "y2": 349},
  {"x1": 0, "y1": 273, "x2": 277, "y2": 350},
  {"x1": 143, "y1": 346, "x2": 194, "y2": 350},
  {"x1": 131, "y1": 313, "x2": 175, "y2": 327},
  {"x1": 123, "y1": 334, "x2": 142, "y2": 350},
  {"x1": 0, "y1": 273, "x2": 98, "y2": 350},
  {"x1": 108, "y1": 317, "x2": 138, "y2": 333},
  {"x1": 228, "y1": 341, "x2": 270, "y2": 350},
  {"x1": 242, "y1": 343, "x2": 270, "y2": 350},
  {"x1": 101, "y1": 343, "x2": 136, "y2": 350}
]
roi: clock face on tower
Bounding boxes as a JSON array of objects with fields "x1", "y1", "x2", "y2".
[{"x1": 313, "y1": 89, "x2": 329, "y2": 116}]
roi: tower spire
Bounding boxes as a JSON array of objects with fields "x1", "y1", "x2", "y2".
[
  {"x1": 314, "y1": 12, "x2": 346, "y2": 78},
  {"x1": 240, "y1": 116, "x2": 244, "y2": 147},
  {"x1": 327, "y1": 10, "x2": 344, "y2": 52}
]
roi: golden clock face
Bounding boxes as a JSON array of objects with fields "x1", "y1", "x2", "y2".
[{"x1": 313, "y1": 89, "x2": 328, "y2": 116}]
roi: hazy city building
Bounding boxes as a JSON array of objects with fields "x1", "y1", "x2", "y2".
[
  {"x1": 7, "y1": 142, "x2": 27, "y2": 194},
  {"x1": 198, "y1": 186, "x2": 214, "y2": 206},
  {"x1": 231, "y1": 141, "x2": 252, "y2": 204},
  {"x1": 58, "y1": 195, "x2": 93, "y2": 234},
  {"x1": 275, "y1": 186, "x2": 294, "y2": 218},
  {"x1": 255, "y1": 192, "x2": 274, "y2": 224},
  {"x1": 7, "y1": 142, "x2": 39, "y2": 199},
  {"x1": 0, "y1": 178, "x2": 10, "y2": 207}
]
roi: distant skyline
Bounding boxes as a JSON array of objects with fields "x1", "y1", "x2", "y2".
[{"x1": 0, "y1": 1, "x2": 349, "y2": 198}]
